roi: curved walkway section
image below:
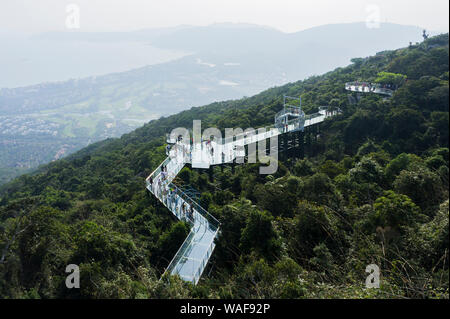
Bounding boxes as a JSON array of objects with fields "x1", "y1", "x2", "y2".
[{"x1": 146, "y1": 103, "x2": 340, "y2": 284}]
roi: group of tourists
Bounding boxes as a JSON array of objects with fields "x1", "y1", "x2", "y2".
[
  {"x1": 147, "y1": 156, "x2": 197, "y2": 224},
  {"x1": 147, "y1": 163, "x2": 169, "y2": 199},
  {"x1": 166, "y1": 187, "x2": 195, "y2": 224}
]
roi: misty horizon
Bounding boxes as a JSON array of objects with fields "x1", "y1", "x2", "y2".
[
  {"x1": 0, "y1": 21, "x2": 438, "y2": 89},
  {"x1": 1, "y1": 0, "x2": 448, "y2": 34}
]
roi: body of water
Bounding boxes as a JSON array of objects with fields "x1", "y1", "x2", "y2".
[{"x1": 0, "y1": 36, "x2": 188, "y2": 88}]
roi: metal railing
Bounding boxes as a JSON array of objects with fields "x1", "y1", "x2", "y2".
[{"x1": 275, "y1": 106, "x2": 305, "y2": 121}]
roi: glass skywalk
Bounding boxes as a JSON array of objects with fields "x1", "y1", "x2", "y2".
[{"x1": 146, "y1": 100, "x2": 340, "y2": 284}]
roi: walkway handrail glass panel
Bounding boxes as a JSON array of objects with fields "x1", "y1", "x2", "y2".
[
  {"x1": 165, "y1": 228, "x2": 197, "y2": 275},
  {"x1": 192, "y1": 228, "x2": 220, "y2": 284}
]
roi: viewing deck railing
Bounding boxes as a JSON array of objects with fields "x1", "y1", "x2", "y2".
[{"x1": 275, "y1": 106, "x2": 305, "y2": 121}]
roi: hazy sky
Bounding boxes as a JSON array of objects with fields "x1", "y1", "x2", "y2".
[{"x1": 1, "y1": 0, "x2": 448, "y2": 34}]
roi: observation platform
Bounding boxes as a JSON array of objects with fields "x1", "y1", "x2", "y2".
[{"x1": 345, "y1": 82, "x2": 396, "y2": 96}]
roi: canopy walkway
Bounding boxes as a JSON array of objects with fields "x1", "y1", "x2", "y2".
[{"x1": 146, "y1": 97, "x2": 340, "y2": 284}]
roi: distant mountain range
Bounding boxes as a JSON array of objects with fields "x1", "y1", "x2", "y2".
[
  {"x1": 0, "y1": 22, "x2": 427, "y2": 184},
  {"x1": 3, "y1": 22, "x2": 429, "y2": 89}
]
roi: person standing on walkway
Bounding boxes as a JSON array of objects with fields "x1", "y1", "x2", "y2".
[
  {"x1": 148, "y1": 176, "x2": 153, "y2": 192},
  {"x1": 188, "y1": 205, "x2": 194, "y2": 223},
  {"x1": 182, "y1": 203, "x2": 186, "y2": 221}
]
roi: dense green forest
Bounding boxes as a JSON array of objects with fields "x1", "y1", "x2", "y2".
[{"x1": 0, "y1": 34, "x2": 448, "y2": 299}]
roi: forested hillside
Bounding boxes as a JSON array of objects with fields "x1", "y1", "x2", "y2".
[{"x1": 0, "y1": 34, "x2": 448, "y2": 299}]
